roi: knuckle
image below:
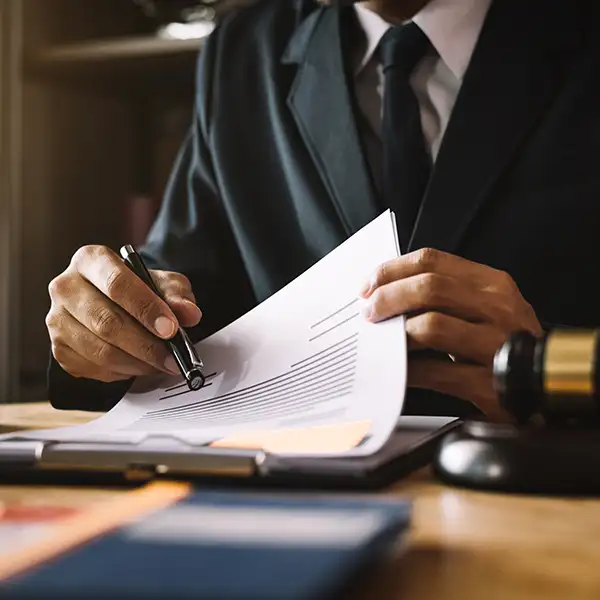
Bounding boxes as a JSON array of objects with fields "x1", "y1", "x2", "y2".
[
  {"x1": 414, "y1": 247, "x2": 440, "y2": 271},
  {"x1": 138, "y1": 340, "x2": 162, "y2": 366},
  {"x1": 369, "y1": 287, "x2": 387, "y2": 315},
  {"x1": 88, "y1": 305, "x2": 123, "y2": 340},
  {"x1": 178, "y1": 273, "x2": 192, "y2": 289},
  {"x1": 178, "y1": 275, "x2": 194, "y2": 297},
  {"x1": 71, "y1": 245, "x2": 93, "y2": 264},
  {"x1": 104, "y1": 266, "x2": 130, "y2": 300},
  {"x1": 135, "y1": 297, "x2": 161, "y2": 325},
  {"x1": 498, "y1": 270, "x2": 517, "y2": 291},
  {"x1": 417, "y1": 273, "x2": 444, "y2": 303},
  {"x1": 420, "y1": 312, "x2": 446, "y2": 341},
  {"x1": 45, "y1": 309, "x2": 61, "y2": 332},
  {"x1": 373, "y1": 263, "x2": 388, "y2": 287},
  {"x1": 72, "y1": 244, "x2": 107, "y2": 266},
  {"x1": 161, "y1": 271, "x2": 193, "y2": 298},
  {"x1": 166, "y1": 271, "x2": 187, "y2": 287},
  {"x1": 47, "y1": 274, "x2": 70, "y2": 299},
  {"x1": 47, "y1": 278, "x2": 59, "y2": 299},
  {"x1": 92, "y1": 341, "x2": 119, "y2": 366},
  {"x1": 420, "y1": 311, "x2": 438, "y2": 332}
]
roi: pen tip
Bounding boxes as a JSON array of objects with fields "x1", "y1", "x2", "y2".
[{"x1": 189, "y1": 374, "x2": 205, "y2": 391}]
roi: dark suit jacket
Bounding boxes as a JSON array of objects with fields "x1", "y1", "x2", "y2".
[{"x1": 49, "y1": 0, "x2": 600, "y2": 416}]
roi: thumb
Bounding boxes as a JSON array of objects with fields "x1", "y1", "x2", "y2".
[{"x1": 164, "y1": 296, "x2": 202, "y2": 328}]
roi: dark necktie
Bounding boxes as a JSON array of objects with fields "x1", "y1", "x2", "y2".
[{"x1": 380, "y1": 23, "x2": 433, "y2": 252}]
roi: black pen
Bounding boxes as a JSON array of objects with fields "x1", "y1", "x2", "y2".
[{"x1": 119, "y1": 245, "x2": 206, "y2": 391}]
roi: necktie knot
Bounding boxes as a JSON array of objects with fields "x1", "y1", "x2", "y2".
[{"x1": 379, "y1": 22, "x2": 431, "y2": 75}]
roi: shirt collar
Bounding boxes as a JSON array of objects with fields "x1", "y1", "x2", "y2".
[{"x1": 353, "y1": 0, "x2": 492, "y2": 81}]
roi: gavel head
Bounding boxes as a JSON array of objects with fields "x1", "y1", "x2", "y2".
[{"x1": 493, "y1": 329, "x2": 600, "y2": 424}]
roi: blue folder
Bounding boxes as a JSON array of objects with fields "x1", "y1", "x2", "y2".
[{"x1": 1, "y1": 490, "x2": 411, "y2": 600}]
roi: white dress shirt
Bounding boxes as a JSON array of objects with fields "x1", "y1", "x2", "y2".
[{"x1": 353, "y1": 0, "x2": 492, "y2": 162}]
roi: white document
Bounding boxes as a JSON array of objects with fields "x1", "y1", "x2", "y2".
[{"x1": 18, "y1": 211, "x2": 407, "y2": 457}]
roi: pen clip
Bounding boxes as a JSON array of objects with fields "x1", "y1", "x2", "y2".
[
  {"x1": 179, "y1": 327, "x2": 204, "y2": 370},
  {"x1": 119, "y1": 244, "x2": 206, "y2": 391}
]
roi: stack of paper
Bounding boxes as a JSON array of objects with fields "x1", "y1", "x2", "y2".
[{"x1": 21, "y1": 211, "x2": 407, "y2": 457}]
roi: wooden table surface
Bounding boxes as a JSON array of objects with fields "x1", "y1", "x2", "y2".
[{"x1": 1, "y1": 402, "x2": 600, "y2": 599}]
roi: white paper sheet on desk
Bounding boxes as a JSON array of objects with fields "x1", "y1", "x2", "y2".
[{"x1": 17, "y1": 211, "x2": 407, "y2": 457}]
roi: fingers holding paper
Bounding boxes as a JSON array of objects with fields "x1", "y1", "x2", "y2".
[{"x1": 359, "y1": 248, "x2": 542, "y2": 420}]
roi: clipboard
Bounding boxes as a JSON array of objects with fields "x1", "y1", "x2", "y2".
[{"x1": 0, "y1": 416, "x2": 461, "y2": 490}]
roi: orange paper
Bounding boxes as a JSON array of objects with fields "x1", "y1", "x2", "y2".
[
  {"x1": 0, "y1": 482, "x2": 190, "y2": 581},
  {"x1": 210, "y1": 420, "x2": 371, "y2": 454}
]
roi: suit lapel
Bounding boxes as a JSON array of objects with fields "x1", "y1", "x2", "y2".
[
  {"x1": 282, "y1": 7, "x2": 379, "y2": 236},
  {"x1": 409, "y1": 0, "x2": 581, "y2": 253}
]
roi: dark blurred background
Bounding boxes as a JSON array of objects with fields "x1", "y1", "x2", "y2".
[{"x1": 0, "y1": 0, "x2": 254, "y2": 404}]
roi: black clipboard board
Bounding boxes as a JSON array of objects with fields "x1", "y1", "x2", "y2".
[{"x1": 0, "y1": 417, "x2": 461, "y2": 491}]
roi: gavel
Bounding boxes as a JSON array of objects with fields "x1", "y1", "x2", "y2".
[{"x1": 494, "y1": 328, "x2": 600, "y2": 424}]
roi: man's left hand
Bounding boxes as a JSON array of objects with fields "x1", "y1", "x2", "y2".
[{"x1": 359, "y1": 248, "x2": 542, "y2": 421}]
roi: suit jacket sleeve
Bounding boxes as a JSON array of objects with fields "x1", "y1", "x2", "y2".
[{"x1": 48, "y1": 38, "x2": 257, "y2": 411}]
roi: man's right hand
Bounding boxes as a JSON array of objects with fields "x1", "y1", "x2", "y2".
[{"x1": 46, "y1": 245, "x2": 202, "y2": 383}]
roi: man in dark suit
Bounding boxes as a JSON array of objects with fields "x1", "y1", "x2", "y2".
[{"x1": 45, "y1": 0, "x2": 598, "y2": 421}]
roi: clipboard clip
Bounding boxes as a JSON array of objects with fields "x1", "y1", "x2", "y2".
[{"x1": 0, "y1": 437, "x2": 265, "y2": 481}]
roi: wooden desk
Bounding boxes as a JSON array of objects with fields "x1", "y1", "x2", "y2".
[{"x1": 1, "y1": 402, "x2": 600, "y2": 599}]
